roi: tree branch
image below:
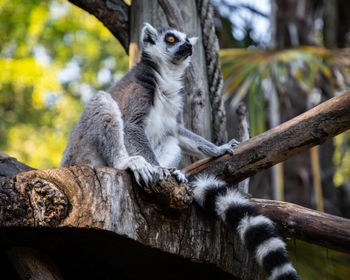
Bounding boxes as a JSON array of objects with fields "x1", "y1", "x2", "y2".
[
  {"x1": 184, "y1": 92, "x2": 350, "y2": 183},
  {"x1": 67, "y1": 0, "x2": 130, "y2": 53},
  {"x1": 252, "y1": 198, "x2": 350, "y2": 254}
]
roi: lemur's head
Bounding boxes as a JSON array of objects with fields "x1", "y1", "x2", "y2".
[{"x1": 140, "y1": 23, "x2": 198, "y2": 66}]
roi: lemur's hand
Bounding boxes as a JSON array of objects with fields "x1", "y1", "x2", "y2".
[
  {"x1": 121, "y1": 156, "x2": 156, "y2": 186},
  {"x1": 153, "y1": 166, "x2": 172, "y2": 182},
  {"x1": 153, "y1": 167, "x2": 188, "y2": 184},
  {"x1": 120, "y1": 157, "x2": 188, "y2": 186},
  {"x1": 219, "y1": 138, "x2": 240, "y2": 155},
  {"x1": 171, "y1": 169, "x2": 188, "y2": 183}
]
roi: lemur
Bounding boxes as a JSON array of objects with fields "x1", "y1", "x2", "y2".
[{"x1": 61, "y1": 23, "x2": 301, "y2": 280}]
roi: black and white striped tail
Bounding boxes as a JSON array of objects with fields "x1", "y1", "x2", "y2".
[{"x1": 192, "y1": 175, "x2": 301, "y2": 280}]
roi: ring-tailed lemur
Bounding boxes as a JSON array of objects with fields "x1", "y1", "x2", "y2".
[
  {"x1": 60, "y1": 22, "x2": 238, "y2": 184},
  {"x1": 60, "y1": 23, "x2": 300, "y2": 280}
]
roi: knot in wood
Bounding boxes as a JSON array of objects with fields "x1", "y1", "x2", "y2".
[
  {"x1": 26, "y1": 178, "x2": 69, "y2": 227},
  {"x1": 142, "y1": 176, "x2": 193, "y2": 214}
]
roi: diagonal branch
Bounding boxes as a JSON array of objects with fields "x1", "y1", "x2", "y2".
[
  {"x1": 67, "y1": 0, "x2": 130, "y2": 53},
  {"x1": 184, "y1": 92, "x2": 350, "y2": 183}
]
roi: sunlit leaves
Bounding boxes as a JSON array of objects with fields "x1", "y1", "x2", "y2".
[
  {"x1": 0, "y1": 58, "x2": 61, "y2": 108},
  {"x1": 0, "y1": 0, "x2": 129, "y2": 168}
]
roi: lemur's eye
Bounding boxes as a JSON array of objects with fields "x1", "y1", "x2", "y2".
[{"x1": 167, "y1": 35, "x2": 176, "y2": 43}]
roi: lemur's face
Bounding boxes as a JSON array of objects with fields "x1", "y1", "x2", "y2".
[{"x1": 141, "y1": 23, "x2": 198, "y2": 65}]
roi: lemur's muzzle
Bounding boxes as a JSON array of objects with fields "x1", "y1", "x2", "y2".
[{"x1": 175, "y1": 42, "x2": 192, "y2": 58}]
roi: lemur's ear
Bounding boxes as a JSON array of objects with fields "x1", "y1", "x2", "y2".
[
  {"x1": 141, "y1": 23, "x2": 158, "y2": 46},
  {"x1": 189, "y1": 37, "x2": 199, "y2": 46}
]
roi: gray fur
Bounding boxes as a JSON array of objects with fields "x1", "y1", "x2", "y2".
[{"x1": 61, "y1": 23, "x2": 239, "y2": 186}]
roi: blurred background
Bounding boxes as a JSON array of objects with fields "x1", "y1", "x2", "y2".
[{"x1": 1, "y1": 0, "x2": 350, "y2": 278}]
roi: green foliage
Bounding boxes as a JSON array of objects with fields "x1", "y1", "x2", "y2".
[
  {"x1": 0, "y1": 0, "x2": 129, "y2": 169},
  {"x1": 288, "y1": 240, "x2": 350, "y2": 280},
  {"x1": 220, "y1": 46, "x2": 350, "y2": 186}
]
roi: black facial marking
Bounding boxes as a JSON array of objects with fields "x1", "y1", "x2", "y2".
[
  {"x1": 143, "y1": 29, "x2": 156, "y2": 45},
  {"x1": 174, "y1": 41, "x2": 192, "y2": 60}
]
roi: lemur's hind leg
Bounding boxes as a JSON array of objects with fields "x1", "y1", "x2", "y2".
[{"x1": 87, "y1": 91, "x2": 158, "y2": 185}]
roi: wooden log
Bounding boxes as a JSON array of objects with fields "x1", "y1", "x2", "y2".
[
  {"x1": 0, "y1": 166, "x2": 261, "y2": 280},
  {"x1": 252, "y1": 198, "x2": 350, "y2": 254},
  {"x1": 185, "y1": 92, "x2": 350, "y2": 183}
]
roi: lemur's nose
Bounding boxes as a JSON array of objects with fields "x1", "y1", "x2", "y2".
[
  {"x1": 182, "y1": 42, "x2": 192, "y2": 55},
  {"x1": 184, "y1": 42, "x2": 192, "y2": 50}
]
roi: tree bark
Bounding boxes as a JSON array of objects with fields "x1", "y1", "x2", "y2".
[{"x1": 270, "y1": 0, "x2": 321, "y2": 48}]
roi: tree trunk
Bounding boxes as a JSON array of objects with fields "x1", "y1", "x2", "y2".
[
  {"x1": 270, "y1": 0, "x2": 321, "y2": 48},
  {"x1": 323, "y1": 0, "x2": 338, "y2": 48}
]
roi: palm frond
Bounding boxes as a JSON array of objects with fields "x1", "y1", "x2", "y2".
[{"x1": 220, "y1": 46, "x2": 350, "y2": 135}]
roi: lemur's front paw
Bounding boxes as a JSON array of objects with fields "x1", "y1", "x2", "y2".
[
  {"x1": 153, "y1": 167, "x2": 187, "y2": 184},
  {"x1": 123, "y1": 156, "x2": 155, "y2": 186},
  {"x1": 220, "y1": 138, "x2": 240, "y2": 155},
  {"x1": 171, "y1": 169, "x2": 188, "y2": 183},
  {"x1": 153, "y1": 166, "x2": 172, "y2": 182},
  {"x1": 228, "y1": 138, "x2": 240, "y2": 147}
]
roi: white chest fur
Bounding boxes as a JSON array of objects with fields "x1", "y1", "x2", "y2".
[{"x1": 144, "y1": 74, "x2": 183, "y2": 167}]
